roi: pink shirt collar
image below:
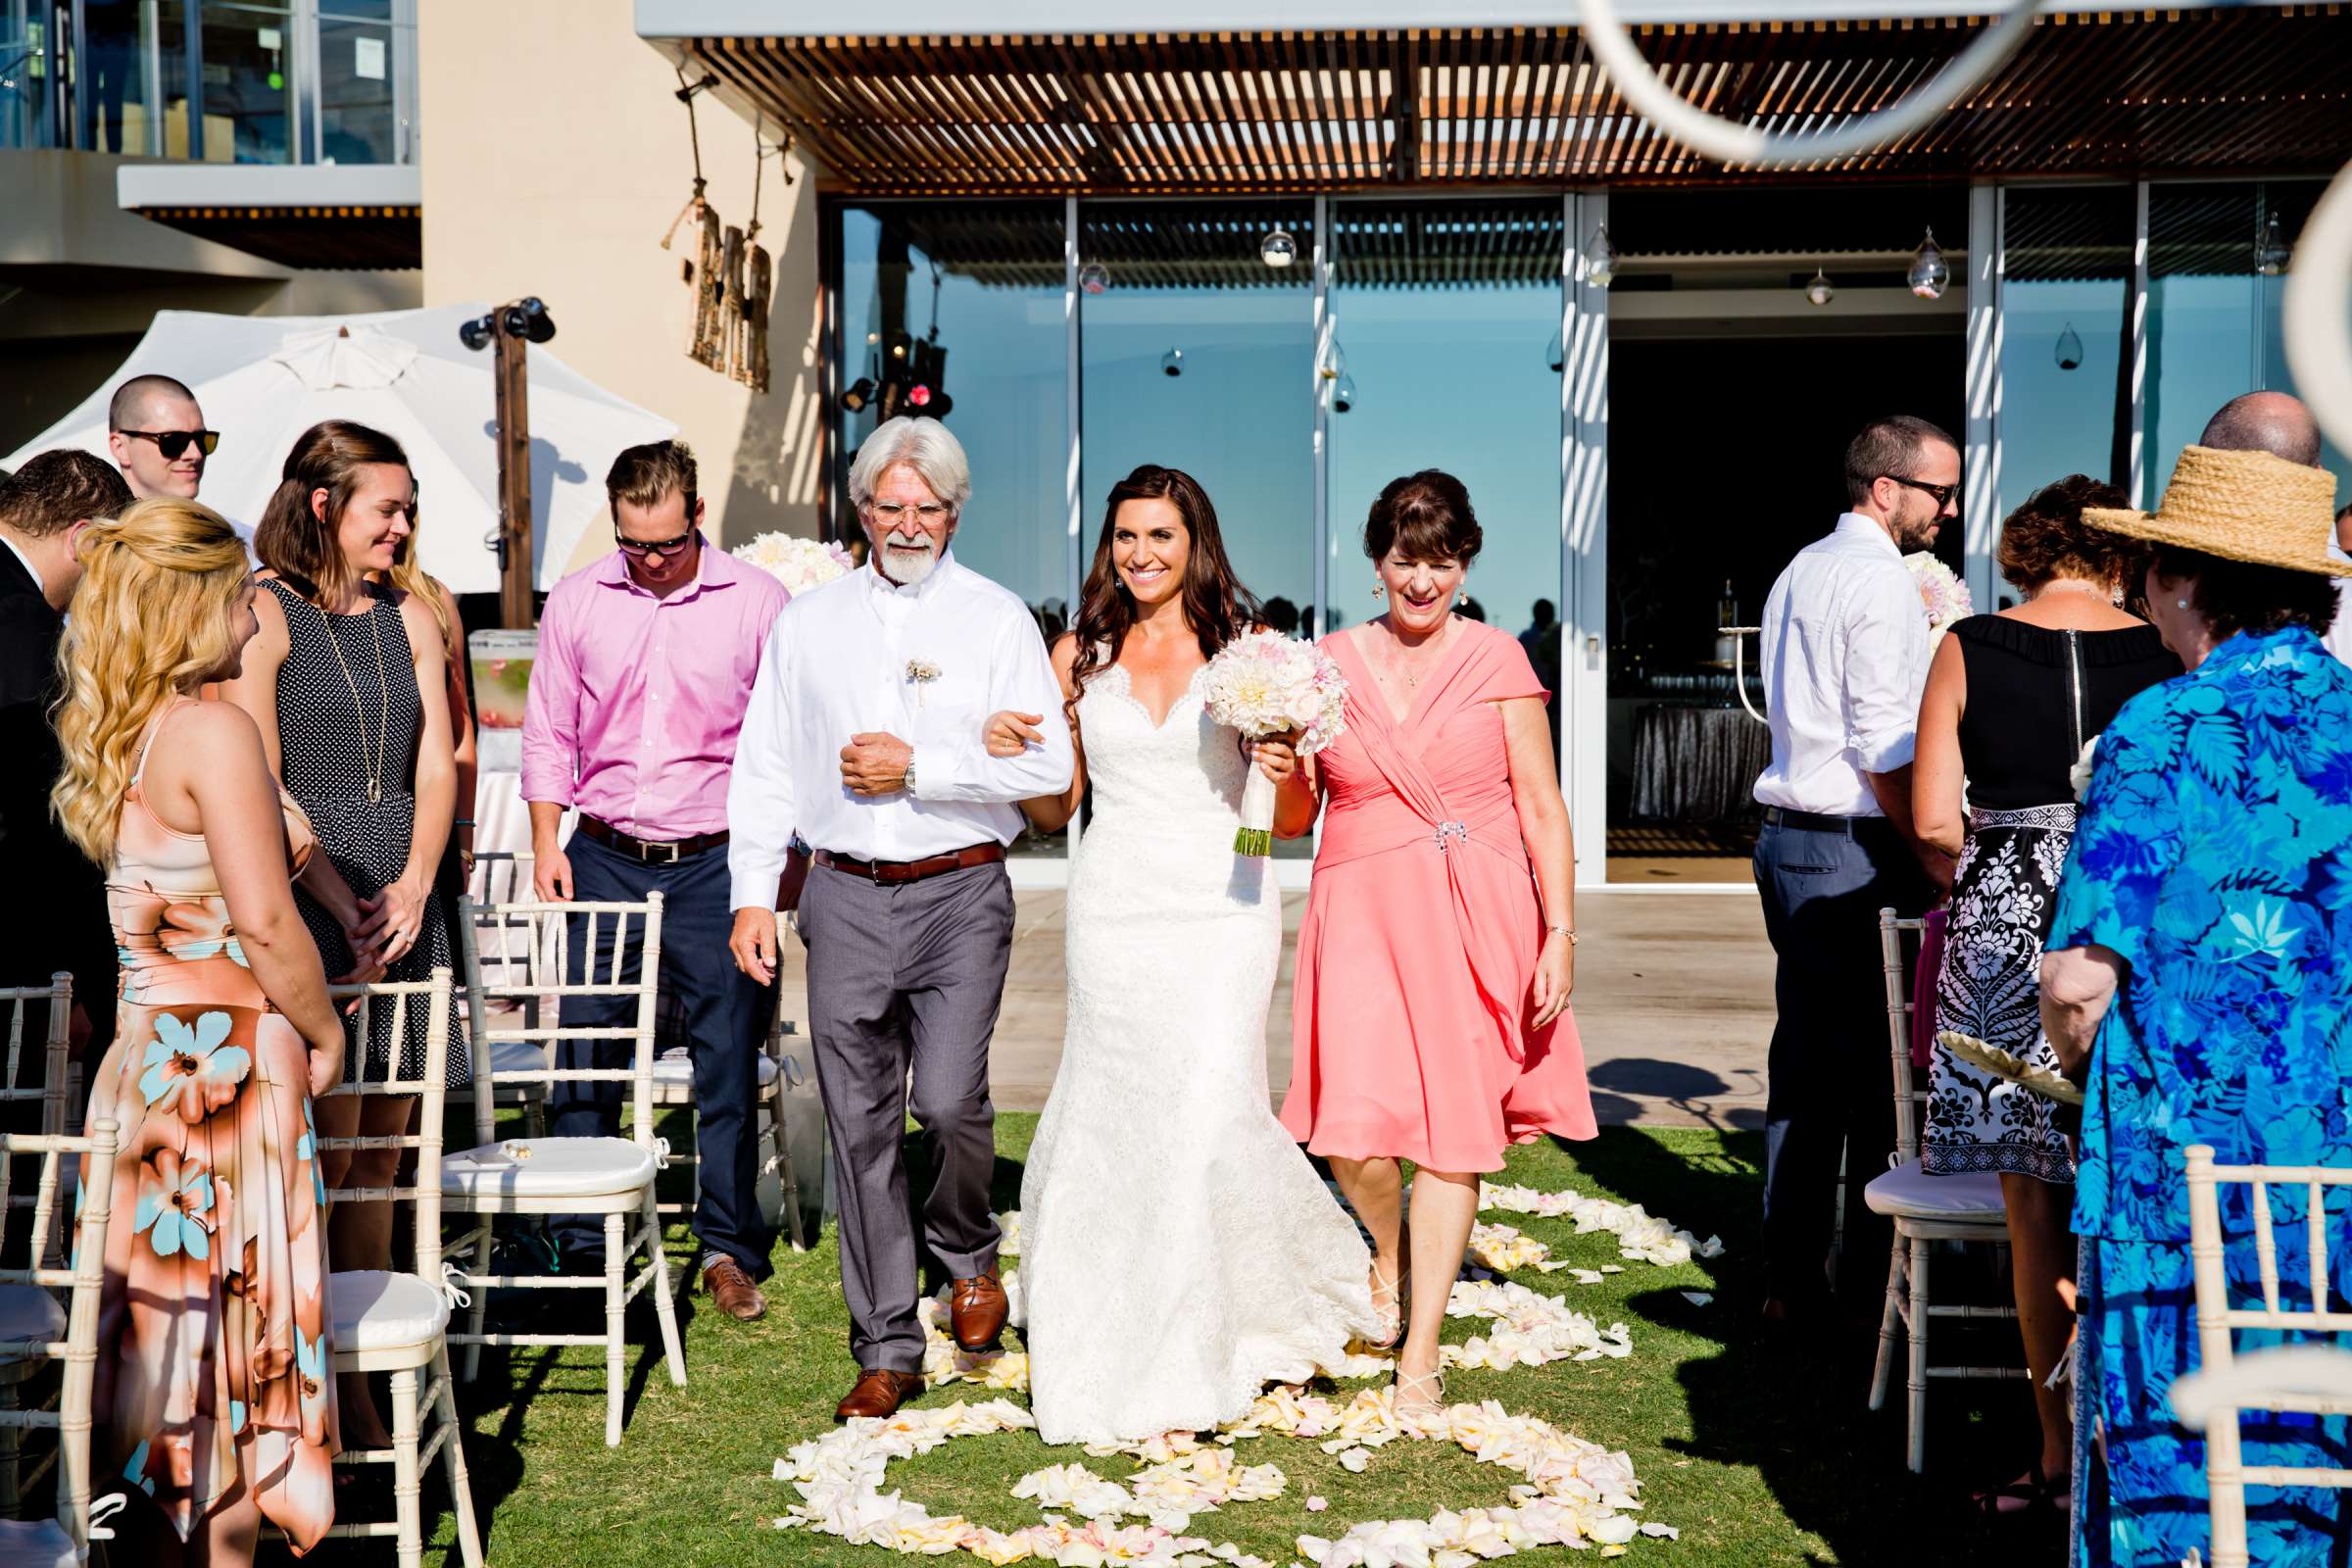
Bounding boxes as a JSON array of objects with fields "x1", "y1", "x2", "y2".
[{"x1": 591, "y1": 536, "x2": 745, "y2": 602}]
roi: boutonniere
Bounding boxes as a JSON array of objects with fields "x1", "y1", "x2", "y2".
[{"x1": 906, "y1": 659, "x2": 942, "y2": 706}]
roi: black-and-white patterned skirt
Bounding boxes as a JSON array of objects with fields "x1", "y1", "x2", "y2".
[{"x1": 1922, "y1": 802, "x2": 2077, "y2": 1185}]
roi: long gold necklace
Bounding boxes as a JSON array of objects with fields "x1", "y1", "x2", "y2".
[{"x1": 314, "y1": 593, "x2": 393, "y2": 804}]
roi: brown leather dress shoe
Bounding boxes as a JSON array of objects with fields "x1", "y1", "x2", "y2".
[
  {"x1": 949, "y1": 1267, "x2": 1008, "y2": 1352},
  {"x1": 701, "y1": 1257, "x2": 767, "y2": 1321},
  {"x1": 835, "y1": 1367, "x2": 924, "y2": 1422}
]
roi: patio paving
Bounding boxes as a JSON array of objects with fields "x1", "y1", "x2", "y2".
[{"x1": 776, "y1": 888, "x2": 1774, "y2": 1131}]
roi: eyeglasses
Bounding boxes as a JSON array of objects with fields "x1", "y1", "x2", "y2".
[
  {"x1": 614, "y1": 525, "x2": 699, "y2": 559},
  {"x1": 118, "y1": 428, "x2": 220, "y2": 461},
  {"x1": 865, "y1": 501, "x2": 953, "y2": 524},
  {"x1": 1883, "y1": 474, "x2": 1961, "y2": 511}
]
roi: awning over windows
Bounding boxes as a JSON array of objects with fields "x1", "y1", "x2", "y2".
[{"x1": 648, "y1": 9, "x2": 2352, "y2": 195}]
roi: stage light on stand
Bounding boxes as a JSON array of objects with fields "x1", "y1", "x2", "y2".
[
  {"x1": 1907, "y1": 228, "x2": 1950, "y2": 300},
  {"x1": 1805, "y1": 269, "x2": 1835, "y2": 307},
  {"x1": 841, "y1": 377, "x2": 876, "y2": 412},
  {"x1": 2054, "y1": 322, "x2": 2084, "y2": 371},
  {"x1": 1161, "y1": 347, "x2": 1185, "y2": 377},
  {"x1": 1259, "y1": 229, "x2": 1298, "y2": 268},
  {"x1": 1078, "y1": 261, "x2": 1110, "y2": 294},
  {"x1": 459, "y1": 314, "x2": 496, "y2": 352}
]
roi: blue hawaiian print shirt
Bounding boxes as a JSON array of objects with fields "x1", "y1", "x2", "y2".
[{"x1": 2049, "y1": 624, "x2": 2352, "y2": 1244}]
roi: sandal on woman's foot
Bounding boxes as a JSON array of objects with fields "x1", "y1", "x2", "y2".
[
  {"x1": 1394, "y1": 1366, "x2": 1446, "y2": 1423},
  {"x1": 1973, "y1": 1459, "x2": 2071, "y2": 1517},
  {"x1": 1366, "y1": 1257, "x2": 1403, "y2": 1349}
]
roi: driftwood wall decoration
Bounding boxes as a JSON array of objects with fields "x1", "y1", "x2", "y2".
[{"x1": 660, "y1": 78, "x2": 781, "y2": 395}]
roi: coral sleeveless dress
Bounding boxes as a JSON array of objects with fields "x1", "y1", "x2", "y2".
[
  {"x1": 81, "y1": 702, "x2": 338, "y2": 1549},
  {"x1": 1281, "y1": 621, "x2": 1596, "y2": 1173}
]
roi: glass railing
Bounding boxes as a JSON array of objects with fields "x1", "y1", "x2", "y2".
[{"x1": 0, "y1": 0, "x2": 415, "y2": 163}]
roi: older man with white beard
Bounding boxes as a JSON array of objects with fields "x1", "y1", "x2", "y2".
[{"x1": 727, "y1": 416, "x2": 1073, "y2": 1422}]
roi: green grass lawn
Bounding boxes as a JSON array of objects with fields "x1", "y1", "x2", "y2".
[{"x1": 310, "y1": 1117, "x2": 2065, "y2": 1565}]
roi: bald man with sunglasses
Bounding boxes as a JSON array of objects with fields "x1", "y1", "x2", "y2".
[{"x1": 106, "y1": 374, "x2": 217, "y2": 500}]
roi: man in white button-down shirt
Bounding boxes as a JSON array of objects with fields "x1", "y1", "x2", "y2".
[
  {"x1": 727, "y1": 416, "x2": 1073, "y2": 1421},
  {"x1": 1751, "y1": 414, "x2": 1959, "y2": 1329}
]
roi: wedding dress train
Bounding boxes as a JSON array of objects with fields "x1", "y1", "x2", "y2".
[{"x1": 1017, "y1": 661, "x2": 1380, "y2": 1446}]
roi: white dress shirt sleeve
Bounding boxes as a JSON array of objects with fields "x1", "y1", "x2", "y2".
[
  {"x1": 727, "y1": 606, "x2": 801, "y2": 910},
  {"x1": 1842, "y1": 570, "x2": 1927, "y2": 776},
  {"x1": 907, "y1": 607, "x2": 1075, "y2": 804}
]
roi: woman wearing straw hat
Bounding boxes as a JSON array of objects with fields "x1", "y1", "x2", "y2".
[{"x1": 2041, "y1": 444, "x2": 2352, "y2": 1567}]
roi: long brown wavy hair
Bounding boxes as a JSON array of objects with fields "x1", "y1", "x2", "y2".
[{"x1": 1068, "y1": 466, "x2": 1261, "y2": 716}]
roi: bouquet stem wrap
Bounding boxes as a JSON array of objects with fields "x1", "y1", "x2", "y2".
[
  {"x1": 1235, "y1": 764, "x2": 1278, "y2": 857},
  {"x1": 1203, "y1": 631, "x2": 1350, "y2": 859}
]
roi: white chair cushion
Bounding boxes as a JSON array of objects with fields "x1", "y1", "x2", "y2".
[
  {"x1": 1863, "y1": 1159, "x2": 2008, "y2": 1221},
  {"x1": 0, "y1": 1517, "x2": 75, "y2": 1568},
  {"x1": 651, "y1": 1048, "x2": 778, "y2": 1088},
  {"x1": 330, "y1": 1269, "x2": 450, "y2": 1352},
  {"x1": 443, "y1": 1137, "x2": 657, "y2": 1199},
  {"x1": 0, "y1": 1283, "x2": 66, "y2": 1352}
]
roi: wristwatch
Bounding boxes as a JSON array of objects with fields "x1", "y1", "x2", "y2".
[{"x1": 904, "y1": 759, "x2": 918, "y2": 797}]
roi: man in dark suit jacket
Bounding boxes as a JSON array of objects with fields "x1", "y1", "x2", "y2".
[{"x1": 0, "y1": 451, "x2": 133, "y2": 1059}]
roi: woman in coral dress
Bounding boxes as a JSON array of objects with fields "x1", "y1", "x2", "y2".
[
  {"x1": 1283, "y1": 470, "x2": 1596, "y2": 1419},
  {"x1": 55, "y1": 498, "x2": 345, "y2": 1562}
]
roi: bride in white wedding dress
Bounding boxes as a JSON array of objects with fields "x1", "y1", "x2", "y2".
[{"x1": 986, "y1": 465, "x2": 1381, "y2": 1446}]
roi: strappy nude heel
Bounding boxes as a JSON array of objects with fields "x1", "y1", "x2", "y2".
[
  {"x1": 1367, "y1": 1256, "x2": 1403, "y2": 1348},
  {"x1": 1394, "y1": 1365, "x2": 1446, "y2": 1422}
]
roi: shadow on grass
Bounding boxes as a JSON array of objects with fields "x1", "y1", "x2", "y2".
[{"x1": 1567, "y1": 1127, "x2": 2066, "y2": 1566}]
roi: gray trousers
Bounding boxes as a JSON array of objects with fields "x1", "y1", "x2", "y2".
[{"x1": 798, "y1": 857, "x2": 1013, "y2": 1373}]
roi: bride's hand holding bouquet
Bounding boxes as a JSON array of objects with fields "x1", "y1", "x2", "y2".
[{"x1": 1204, "y1": 631, "x2": 1348, "y2": 856}]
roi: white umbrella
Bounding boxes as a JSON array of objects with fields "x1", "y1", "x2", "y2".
[{"x1": 3, "y1": 303, "x2": 676, "y2": 595}]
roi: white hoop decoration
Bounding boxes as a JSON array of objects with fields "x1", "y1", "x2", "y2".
[
  {"x1": 1578, "y1": 0, "x2": 2046, "y2": 167},
  {"x1": 2283, "y1": 164, "x2": 2352, "y2": 460}
]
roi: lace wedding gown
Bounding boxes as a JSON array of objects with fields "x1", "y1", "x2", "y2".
[{"x1": 1017, "y1": 661, "x2": 1381, "y2": 1446}]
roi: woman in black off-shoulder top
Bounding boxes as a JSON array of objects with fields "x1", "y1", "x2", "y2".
[{"x1": 1910, "y1": 474, "x2": 2180, "y2": 1516}]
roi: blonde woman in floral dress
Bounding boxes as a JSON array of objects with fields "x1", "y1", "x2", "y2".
[{"x1": 55, "y1": 498, "x2": 344, "y2": 1562}]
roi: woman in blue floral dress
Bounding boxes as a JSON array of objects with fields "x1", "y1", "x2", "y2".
[{"x1": 2043, "y1": 444, "x2": 2352, "y2": 1568}]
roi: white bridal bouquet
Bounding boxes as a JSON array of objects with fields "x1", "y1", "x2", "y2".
[
  {"x1": 1906, "y1": 553, "x2": 1975, "y2": 646},
  {"x1": 1203, "y1": 630, "x2": 1348, "y2": 857},
  {"x1": 732, "y1": 532, "x2": 856, "y2": 595}
]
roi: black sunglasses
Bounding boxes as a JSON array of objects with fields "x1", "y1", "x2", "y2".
[
  {"x1": 119, "y1": 428, "x2": 220, "y2": 461},
  {"x1": 614, "y1": 524, "x2": 699, "y2": 560},
  {"x1": 1883, "y1": 474, "x2": 1960, "y2": 511}
]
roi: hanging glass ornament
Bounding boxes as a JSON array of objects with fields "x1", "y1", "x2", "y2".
[
  {"x1": 2054, "y1": 322, "x2": 2084, "y2": 370},
  {"x1": 1078, "y1": 261, "x2": 1110, "y2": 294},
  {"x1": 2255, "y1": 209, "x2": 2291, "y2": 276},
  {"x1": 1545, "y1": 324, "x2": 1565, "y2": 373},
  {"x1": 1805, "y1": 269, "x2": 1835, "y2": 307},
  {"x1": 1586, "y1": 225, "x2": 1618, "y2": 289},
  {"x1": 1333, "y1": 373, "x2": 1357, "y2": 414},
  {"x1": 1160, "y1": 347, "x2": 1184, "y2": 377},
  {"x1": 1259, "y1": 229, "x2": 1298, "y2": 268},
  {"x1": 1907, "y1": 227, "x2": 1950, "y2": 300}
]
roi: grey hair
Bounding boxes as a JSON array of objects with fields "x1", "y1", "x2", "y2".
[{"x1": 847, "y1": 416, "x2": 973, "y2": 514}]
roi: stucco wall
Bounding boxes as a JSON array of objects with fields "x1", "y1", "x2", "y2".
[{"x1": 416, "y1": 0, "x2": 823, "y2": 572}]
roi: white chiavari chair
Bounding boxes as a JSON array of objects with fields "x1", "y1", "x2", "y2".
[
  {"x1": 444, "y1": 895, "x2": 687, "y2": 1446},
  {"x1": 628, "y1": 995, "x2": 808, "y2": 1250},
  {"x1": 2174, "y1": 1145, "x2": 2352, "y2": 1568},
  {"x1": 307, "y1": 969, "x2": 485, "y2": 1568},
  {"x1": 1862, "y1": 908, "x2": 2024, "y2": 1472},
  {"x1": 466, "y1": 851, "x2": 555, "y2": 1139},
  {"x1": 0, "y1": 1114, "x2": 117, "y2": 1564},
  {"x1": 0, "y1": 974, "x2": 75, "y2": 1515}
]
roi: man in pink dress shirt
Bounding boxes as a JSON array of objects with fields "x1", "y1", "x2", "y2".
[{"x1": 520, "y1": 439, "x2": 791, "y2": 1320}]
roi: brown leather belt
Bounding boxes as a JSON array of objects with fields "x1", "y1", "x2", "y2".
[
  {"x1": 576, "y1": 814, "x2": 729, "y2": 864},
  {"x1": 812, "y1": 843, "x2": 1005, "y2": 885}
]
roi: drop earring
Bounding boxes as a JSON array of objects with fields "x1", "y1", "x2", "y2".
[
  {"x1": 1372, "y1": 580, "x2": 1386, "y2": 601},
  {"x1": 2177, "y1": 599, "x2": 2190, "y2": 610}
]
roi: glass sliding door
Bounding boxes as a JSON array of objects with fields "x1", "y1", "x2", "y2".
[
  {"x1": 1993, "y1": 186, "x2": 2136, "y2": 610},
  {"x1": 836, "y1": 200, "x2": 1071, "y2": 858},
  {"x1": 2147, "y1": 180, "x2": 2345, "y2": 509},
  {"x1": 1077, "y1": 200, "x2": 1318, "y2": 627},
  {"x1": 1327, "y1": 196, "x2": 1565, "y2": 728}
]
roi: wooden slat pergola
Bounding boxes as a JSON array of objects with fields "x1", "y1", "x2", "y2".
[{"x1": 676, "y1": 8, "x2": 2352, "y2": 196}]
